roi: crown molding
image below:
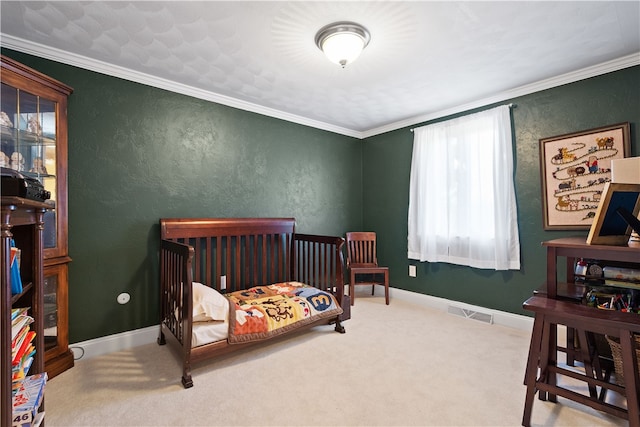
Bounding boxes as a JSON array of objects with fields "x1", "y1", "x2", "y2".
[
  {"x1": 0, "y1": 34, "x2": 362, "y2": 139},
  {"x1": 2, "y1": 33, "x2": 637, "y2": 140},
  {"x1": 363, "y1": 52, "x2": 640, "y2": 139}
]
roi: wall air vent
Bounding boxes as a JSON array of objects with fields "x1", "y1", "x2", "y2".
[{"x1": 447, "y1": 305, "x2": 494, "y2": 324}]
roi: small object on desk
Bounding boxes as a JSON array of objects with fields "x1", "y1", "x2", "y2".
[{"x1": 588, "y1": 263, "x2": 603, "y2": 277}]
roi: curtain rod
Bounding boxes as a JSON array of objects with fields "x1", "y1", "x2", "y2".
[{"x1": 410, "y1": 103, "x2": 516, "y2": 132}]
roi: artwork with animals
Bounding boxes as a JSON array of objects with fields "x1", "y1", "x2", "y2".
[{"x1": 539, "y1": 123, "x2": 630, "y2": 230}]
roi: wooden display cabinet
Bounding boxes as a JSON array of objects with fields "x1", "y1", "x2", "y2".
[{"x1": 1, "y1": 55, "x2": 74, "y2": 379}]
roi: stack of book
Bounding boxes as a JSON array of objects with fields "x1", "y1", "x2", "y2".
[
  {"x1": 12, "y1": 373, "x2": 47, "y2": 427},
  {"x1": 11, "y1": 308, "x2": 36, "y2": 393}
]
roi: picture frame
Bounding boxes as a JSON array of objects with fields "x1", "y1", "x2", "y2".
[
  {"x1": 586, "y1": 182, "x2": 640, "y2": 245},
  {"x1": 539, "y1": 122, "x2": 630, "y2": 230}
]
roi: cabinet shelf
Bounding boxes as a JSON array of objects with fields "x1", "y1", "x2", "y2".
[
  {"x1": 10, "y1": 281, "x2": 33, "y2": 305},
  {"x1": 1, "y1": 125, "x2": 56, "y2": 146}
]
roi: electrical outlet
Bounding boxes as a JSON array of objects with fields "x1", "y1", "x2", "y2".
[
  {"x1": 409, "y1": 265, "x2": 417, "y2": 277},
  {"x1": 220, "y1": 275, "x2": 226, "y2": 290}
]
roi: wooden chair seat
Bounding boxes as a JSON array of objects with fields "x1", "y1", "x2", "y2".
[{"x1": 346, "y1": 232, "x2": 390, "y2": 305}]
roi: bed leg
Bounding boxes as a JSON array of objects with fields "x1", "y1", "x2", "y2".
[
  {"x1": 334, "y1": 317, "x2": 346, "y2": 334},
  {"x1": 182, "y1": 375, "x2": 194, "y2": 389},
  {"x1": 157, "y1": 328, "x2": 166, "y2": 345}
]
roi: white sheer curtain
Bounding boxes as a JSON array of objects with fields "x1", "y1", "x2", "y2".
[{"x1": 407, "y1": 105, "x2": 520, "y2": 270}]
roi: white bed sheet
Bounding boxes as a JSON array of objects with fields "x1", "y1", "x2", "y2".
[{"x1": 192, "y1": 320, "x2": 228, "y2": 347}]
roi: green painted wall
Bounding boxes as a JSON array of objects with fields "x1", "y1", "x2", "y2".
[
  {"x1": 2, "y1": 49, "x2": 363, "y2": 343},
  {"x1": 362, "y1": 66, "x2": 640, "y2": 316},
  {"x1": 3, "y1": 48, "x2": 638, "y2": 341}
]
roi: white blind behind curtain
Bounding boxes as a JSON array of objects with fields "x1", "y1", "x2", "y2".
[{"x1": 407, "y1": 105, "x2": 520, "y2": 270}]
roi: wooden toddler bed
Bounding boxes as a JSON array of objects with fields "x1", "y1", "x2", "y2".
[{"x1": 157, "y1": 218, "x2": 348, "y2": 388}]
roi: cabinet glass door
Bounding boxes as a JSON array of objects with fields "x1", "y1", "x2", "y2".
[
  {"x1": 43, "y1": 264, "x2": 68, "y2": 358},
  {"x1": 1, "y1": 81, "x2": 64, "y2": 257}
]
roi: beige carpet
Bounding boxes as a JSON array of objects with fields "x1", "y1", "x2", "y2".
[{"x1": 45, "y1": 289, "x2": 627, "y2": 426}]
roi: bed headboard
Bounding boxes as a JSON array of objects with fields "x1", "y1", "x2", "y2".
[{"x1": 160, "y1": 217, "x2": 297, "y2": 292}]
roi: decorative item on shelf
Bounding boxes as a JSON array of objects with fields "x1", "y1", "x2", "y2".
[
  {"x1": 26, "y1": 115, "x2": 41, "y2": 135},
  {"x1": 574, "y1": 258, "x2": 603, "y2": 283},
  {"x1": 603, "y1": 266, "x2": 640, "y2": 290},
  {"x1": 10, "y1": 152, "x2": 25, "y2": 171},
  {"x1": 29, "y1": 157, "x2": 47, "y2": 175},
  {"x1": 0, "y1": 111, "x2": 13, "y2": 127},
  {"x1": 586, "y1": 182, "x2": 640, "y2": 245},
  {"x1": 611, "y1": 156, "x2": 640, "y2": 242}
]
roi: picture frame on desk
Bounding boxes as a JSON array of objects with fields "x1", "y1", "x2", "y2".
[
  {"x1": 539, "y1": 122, "x2": 630, "y2": 230},
  {"x1": 586, "y1": 182, "x2": 640, "y2": 245}
]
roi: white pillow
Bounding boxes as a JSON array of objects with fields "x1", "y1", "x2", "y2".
[{"x1": 192, "y1": 282, "x2": 229, "y2": 322}]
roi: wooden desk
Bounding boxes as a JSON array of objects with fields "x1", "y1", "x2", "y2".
[{"x1": 522, "y1": 237, "x2": 640, "y2": 426}]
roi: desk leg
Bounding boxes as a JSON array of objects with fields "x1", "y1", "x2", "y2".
[
  {"x1": 619, "y1": 330, "x2": 639, "y2": 427},
  {"x1": 522, "y1": 314, "x2": 545, "y2": 426},
  {"x1": 576, "y1": 329, "x2": 598, "y2": 399},
  {"x1": 545, "y1": 323, "x2": 557, "y2": 403}
]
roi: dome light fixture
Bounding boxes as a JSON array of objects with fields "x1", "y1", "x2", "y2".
[{"x1": 315, "y1": 21, "x2": 370, "y2": 68}]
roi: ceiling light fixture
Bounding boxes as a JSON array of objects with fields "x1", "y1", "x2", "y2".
[{"x1": 315, "y1": 21, "x2": 370, "y2": 68}]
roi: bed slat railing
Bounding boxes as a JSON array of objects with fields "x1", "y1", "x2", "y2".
[
  {"x1": 161, "y1": 218, "x2": 296, "y2": 293},
  {"x1": 293, "y1": 233, "x2": 345, "y2": 308}
]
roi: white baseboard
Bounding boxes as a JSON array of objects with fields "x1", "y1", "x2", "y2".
[
  {"x1": 70, "y1": 325, "x2": 158, "y2": 361},
  {"x1": 70, "y1": 288, "x2": 533, "y2": 361},
  {"x1": 390, "y1": 288, "x2": 534, "y2": 331}
]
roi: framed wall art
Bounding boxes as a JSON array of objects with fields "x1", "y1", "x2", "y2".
[
  {"x1": 586, "y1": 182, "x2": 640, "y2": 245},
  {"x1": 539, "y1": 122, "x2": 630, "y2": 230}
]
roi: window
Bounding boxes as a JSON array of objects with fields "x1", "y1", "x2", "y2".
[{"x1": 407, "y1": 105, "x2": 520, "y2": 270}]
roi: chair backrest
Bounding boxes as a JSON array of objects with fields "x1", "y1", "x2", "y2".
[{"x1": 346, "y1": 232, "x2": 378, "y2": 266}]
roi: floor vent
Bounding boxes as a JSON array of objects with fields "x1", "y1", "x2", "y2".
[{"x1": 447, "y1": 305, "x2": 494, "y2": 324}]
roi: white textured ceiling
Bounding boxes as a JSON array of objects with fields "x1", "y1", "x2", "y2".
[{"x1": 1, "y1": 1, "x2": 639, "y2": 138}]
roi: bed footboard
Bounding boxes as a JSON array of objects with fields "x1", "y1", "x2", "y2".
[
  {"x1": 158, "y1": 239, "x2": 195, "y2": 388},
  {"x1": 294, "y1": 233, "x2": 349, "y2": 324}
]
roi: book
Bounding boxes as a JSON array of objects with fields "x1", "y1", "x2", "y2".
[
  {"x1": 11, "y1": 314, "x2": 33, "y2": 341},
  {"x1": 12, "y1": 325, "x2": 29, "y2": 354},
  {"x1": 10, "y1": 240, "x2": 22, "y2": 295},
  {"x1": 603, "y1": 279, "x2": 640, "y2": 290},
  {"x1": 12, "y1": 373, "x2": 47, "y2": 427},
  {"x1": 12, "y1": 331, "x2": 36, "y2": 366},
  {"x1": 11, "y1": 307, "x2": 28, "y2": 321}
]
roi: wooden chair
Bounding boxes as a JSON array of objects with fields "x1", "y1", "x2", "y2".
[{"x1": 345, "y1": 232, "x2": 389, "y2": 305}]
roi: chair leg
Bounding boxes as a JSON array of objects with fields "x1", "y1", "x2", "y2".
[
  {"x1": 384, "y1": 270, "x2": 389, "y2": 305},
  {"x1": 350, "y1": 271, "x2": 355, "y2": 306}
]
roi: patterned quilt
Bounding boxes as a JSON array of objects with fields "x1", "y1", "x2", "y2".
[{"x1": 227, "y1": 282, "x2": 343, "y2": 344}]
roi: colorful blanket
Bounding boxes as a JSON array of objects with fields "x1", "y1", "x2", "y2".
[{"x1": 227, "y1": 282, "x2": 343, "y2": 344}]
